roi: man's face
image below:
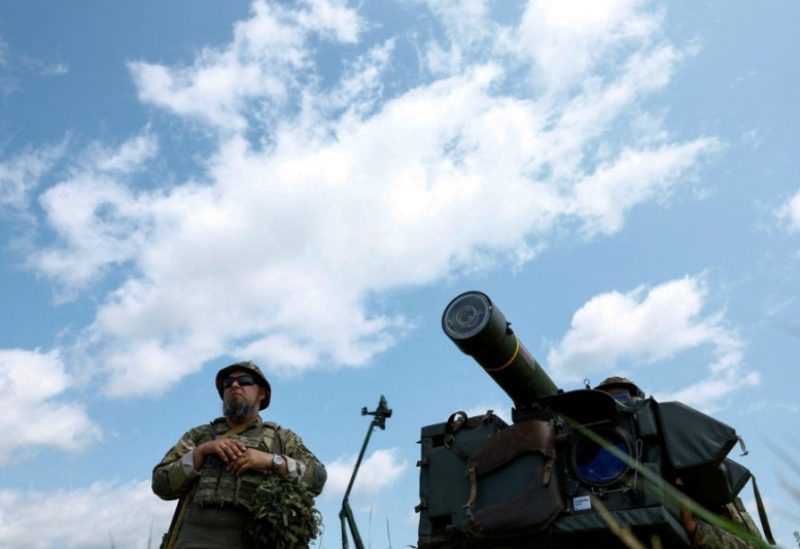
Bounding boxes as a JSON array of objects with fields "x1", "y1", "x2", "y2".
[{"x1": 222, "y1": 369, "x2": 267, "y2": 421}]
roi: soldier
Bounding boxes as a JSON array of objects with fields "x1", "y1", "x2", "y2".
[
  {"x1": 594, "y1": 376, "x2": 763, "y2": 549},
  {"x1": 594, "y1": 376, "x2": 646, "y2": 405},
  {"x1": 678, "y1": 490, "x2": 763, "y2": 549},
  {"x1": 153, "y1": 360, "x2": 327, "y2": 548}
]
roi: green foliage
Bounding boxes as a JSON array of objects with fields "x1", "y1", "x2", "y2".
[{"x1": 246, "y1": 474, "x2": 323, "y2": 549}]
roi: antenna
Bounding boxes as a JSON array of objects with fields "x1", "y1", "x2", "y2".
[{"x1": 340, "y1": 395, "x2": 392, "y2": 549}]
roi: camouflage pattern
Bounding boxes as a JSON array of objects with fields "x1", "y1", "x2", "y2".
[
  {"x1": 153, "y1": 416, "x2": 326, "y2": 548},
  {"x1": 691, "y1": 499, "x2": 762, "y2": 549},
  {"x1": 153, "y1": 416, "x2": 326, "y2": 503},
  {"x1": 594, "y1": 376, "x2": 645, "y2": 398},
  {"x1": 693, "y1": 520, "x2": 757, "y2": 549}
]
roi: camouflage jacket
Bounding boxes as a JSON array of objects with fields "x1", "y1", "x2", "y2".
[
  {"x1": 152, "y1": 416, "x2": 326, "y2": 510},
  {"x1": 692, "y1": 499, "x2": 762, "y2": 549}
]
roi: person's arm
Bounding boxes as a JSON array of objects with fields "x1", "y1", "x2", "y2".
[
  {"x1": 692, "y1": 518, "x2": 760, "y2": 549},
  {"x1": 152, "y1": 426, "x2": 209, "y2": 500},
  {"x1": 278, "y1": 428, "x2": 327, "y2": 496},
  {"x1": 683, "y1": 510, "x2": 759, "y2": 549}
]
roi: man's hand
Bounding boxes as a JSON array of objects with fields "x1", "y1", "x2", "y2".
[
  {"x1": 681, "y1": 507, "x2": 698, "y2": 537},
  {"x1": 675, "y1": 477, "x2": 698, "y2": 538},
  {"x1": 228, "y1": 448, "x2": 272, "y2": 475},
  {"x1": 194, "y1": 438, "x2": 247, "y2": 471}
]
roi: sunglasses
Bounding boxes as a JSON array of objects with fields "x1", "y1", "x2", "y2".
[
  {"x1": 610, "y1": 391, "x2": 632, "y2": 404},
  {"x1": 222, "y1": 374, "x2": 258, "y2": 389}
]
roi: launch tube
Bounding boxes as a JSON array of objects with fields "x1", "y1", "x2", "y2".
[{"x1": 442, "y1": 291, "x2": 559, "y2": 406}]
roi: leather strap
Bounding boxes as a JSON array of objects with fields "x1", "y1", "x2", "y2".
[{"x1": 751, "y1": 476, "x2": 775, "y2": 544}]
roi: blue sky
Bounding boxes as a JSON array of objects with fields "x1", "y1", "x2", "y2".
[{"x1": 0, "y1": 0, "x2": 798, "y2": 547}]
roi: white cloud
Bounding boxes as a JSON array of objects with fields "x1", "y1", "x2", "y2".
[
  {"x1": 0, "y1": 143, "x2": 65, "y2": 210},
  {"x1": 325, "y1": 39, "x2": 395, "y2": 116},
  {"x1": 29, "y1": 133, "x2": 158, "y2": 291},
  {"x1": 20, "y1": 57, "x2": 69, "y2": 76},
  {"x1": 87, "y1": 133, "x2": 158, "y2": 174},
  {"x1": 463, "y1": 404, "x2": 511, "y2": 425},
  {"x1": 129, "y1": 0, "x2": 363, "y2": 133},
  {"x1": 0, "y1": 36, "x2": 68, "y2": 77},
  {"x1": 512, "y1": 0, "x2": 662, "y2": 93},
  {"x1": 547, "y1": 275, "x2": 759, "y2": 410},
  {"x1": 21, "y1": 1, "x2": 720, "y2": 396},
  {"x1": 297, "y1": 0, "x2": 361, "y2": 43},
  {"x1": 741, "y1": 400, "x2": 800, "y2": 415},
  {"x1": 0, "y1": 480, "x2": 174, "y2": 548},
  {"x1": 420, "y1": 0, "x2": 493, "y2": 75},
  {"x1": 572, "y1": 138, "x2": 721, "y2": 235},
  {"x1": 777, "y1": 189, "x2": 800, "y2": 234},
  {"x1": 323, "y1": 448, "x2": 408, "y2": 501},
  {"x1": 40, "y1": 62, "x2": 69, "y2": 76},
  {"x1": 660, "y1": 370, "x2": 760, "y2": 414},
  {"x1": 0, "y1": 349, "x2": 100, "y2": 462}
]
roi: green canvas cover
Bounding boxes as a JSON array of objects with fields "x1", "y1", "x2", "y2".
[
  {"x1": 723, "y1": 458, "x2": 752, "y2": 498},
  {"x1": 658, "y1": 401, "x2": 738, "y2": 469},
  {"x1": 658, "y1": 401, "x2": 740, "y2": 507},
  {"x1": 684, "y1": 458, "x2": 752, "y2": 507}
]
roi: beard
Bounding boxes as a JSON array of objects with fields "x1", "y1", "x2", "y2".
[{"x1": 223, "y1": 395, "x2": 258, "y2": 423}]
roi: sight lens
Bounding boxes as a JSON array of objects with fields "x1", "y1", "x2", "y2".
[
  {"x1": 572, "y1": 430, "x2": 631, "y2": 486},
  {"x1": 442, "y1": 292, "x2": 492, "y2": 340}
]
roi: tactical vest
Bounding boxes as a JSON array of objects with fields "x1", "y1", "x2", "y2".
[{"x1": 192, "y1": 420, "x2": 281, "y2": 511}]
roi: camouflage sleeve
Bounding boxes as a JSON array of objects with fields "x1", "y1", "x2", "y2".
[
  {"x1": 152, "y1": 425, "x2": 208, "y2": 500},
  {"x1": 278, "y1": 428, "x2": 327, "y2": 496},
  {"x1": 692, "y1": 518, "x2": 759, "y2": 549},
  {"x1": 731, "y1": 499, "x2": 762, "y2": 540}
]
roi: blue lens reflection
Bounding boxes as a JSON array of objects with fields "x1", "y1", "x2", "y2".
[
  {"x1": 611, "y1": 392, "x2": 632, "y2": 404},
  {"x1": 576, "y1": 440, "x2": 628, "y2": 484}
]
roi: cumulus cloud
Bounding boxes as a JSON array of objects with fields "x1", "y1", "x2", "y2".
[
  {"x1": 547, "y1": 275, "x2": 759, "y2": 410},
  {"x1": 325, "y1": 39, "x2": 395, "y2": 115},
  {"x1": 572, "y1": 139, "x2": 720, "y2": 235},
  {"x1": 0, "y1": 143, "x2": 65, "y2": 211},
  {"x1": 777, "y1": 189, "x2": 800, "y2": 234},
  {"x1": 29, "y1": 133, "x2": 158, "y2": 291},
  {"x1": 0, "y1": 349, "x2": 100, "y2": 461},
  {"x1": 420, "y1": 0, "x2": 493, "y2": 75},
  {"x1": 512, "y1": 0, "x2": 662, "y2": 93},
  {"x1": 85, "y1": 133, "x2": 158, "y2": 174},
  {"x1": 0, "y1": 480, "x2": 174, "y2": 548},
  {"x1": 323, "y1": 448, "x2": 408, "y2": 501},
  {"x1": 129, "y1": 0, "x2": 362, "y2": 133},
  {"x1": 18, "y1": 0, "x2": 721, "y2": 396}
]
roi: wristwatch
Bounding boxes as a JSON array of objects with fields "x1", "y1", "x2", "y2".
[{"x1": 272, "y1": 454, "x2": 284, "y2": 472}]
